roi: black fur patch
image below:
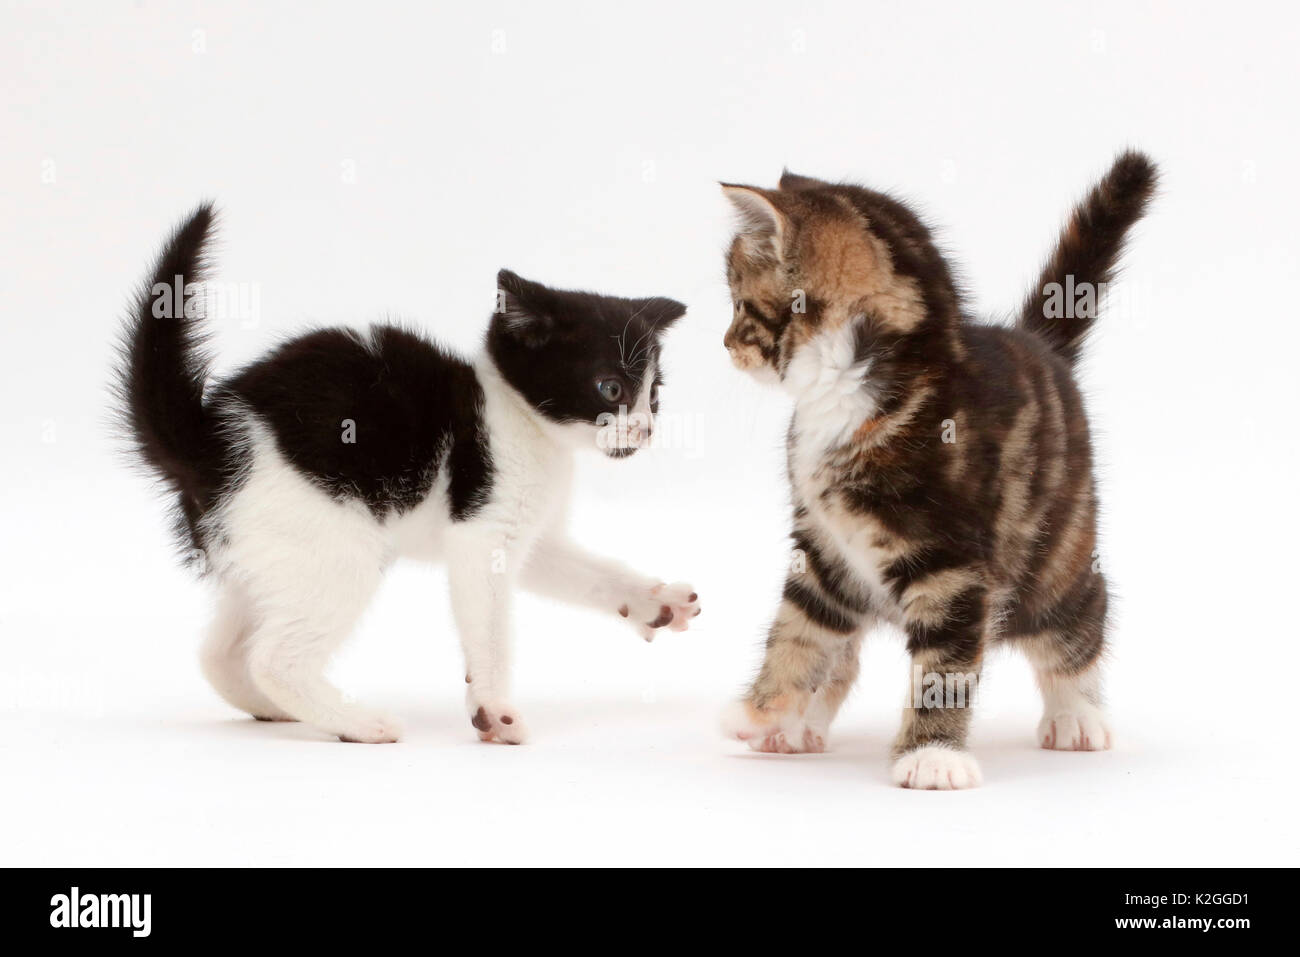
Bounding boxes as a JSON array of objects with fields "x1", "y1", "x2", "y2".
[
  {"x1": 791, "y1": 530, "x2": 871, "y2": 615},
  {"x1": 782, "y1": 578, "x2": 859, "y2": 634},
  {"x1": 221, "y1": 324, "x2": 493, "y2": 520},
  {"x1": 488, "y1": 269, "x2": 685, "y2": 427}
]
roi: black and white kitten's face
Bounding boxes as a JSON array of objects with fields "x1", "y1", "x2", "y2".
[{"x1": 487, "y1": 269, "x2": 686, "y2": 457}]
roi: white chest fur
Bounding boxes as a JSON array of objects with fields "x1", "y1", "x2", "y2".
[
  {"x1": 784, "y1": 322, "x2": 877, "y2": 482},
  {"x1": 785, "y1": 324, "x2": 900, "y2": 619}
]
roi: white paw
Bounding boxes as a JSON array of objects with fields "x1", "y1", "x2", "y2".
[
  {"x1": 336, "y1": 711, "x2": 403, "y2": 744},
  {"x1": 621, "y1": 582, "x2": 701, "y2": 641},
  {"x1": 891, "y1": 745, "x2": 982, "y2": 790},
  {"x1": 1038, "y1": 707, "x2": 1112, "y2": 751},
  {"x1": 468, "y1": 698, "x2": 528, "y2": 745},
  {"x1": 750, "y1": 725, "x2": 826, "y2": 754},
  {"x1": 721, "y1": 697, "x2": 824, "y2": 752},
  {"x1": 721, "y1": 699, "x2": 779, "y2": 742}
]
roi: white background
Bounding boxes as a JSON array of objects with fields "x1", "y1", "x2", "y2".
[{"x1": 2, "y1": 0, "x2": 1297, "y2": 866}]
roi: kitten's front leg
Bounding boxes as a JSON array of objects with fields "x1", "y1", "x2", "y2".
[
  {"x1": 445, "y1": 524, "x2": 529, "y2": 745},
  {"x1": 521, "y1": 536, "x2": 701, "y2": 642},
  {"x1": 890, "y1": 577, "x2": 987, "y2": 790},
  {"x1": 723, "y1": 571, "x2": 870, "y2": 753}
]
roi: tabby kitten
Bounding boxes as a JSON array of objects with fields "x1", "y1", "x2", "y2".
[
  {"x1": 117, "y1": 205, "x2": 699, "y2": 745},
  {"x1": 720, "y1": 152, "x2": 1156, "y2": 788}
]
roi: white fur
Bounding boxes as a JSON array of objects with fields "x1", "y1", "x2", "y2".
[
  {"x1": 198, "y1": 353, "x2": 698, "y2": 743},
  {"x1": 203, "y1": 422, "x2": 399, "y2": 741},
  {"x1": 1037, "y1": 666, "x2": 1113, "y2": 751},
  {"x1": 784, "y1": 324, "x2": 899, "y2": 612},
  {"x1": 785, "y1": 330, "x2": 877, "y2": 477},
  {"x1": 720, "y1": 697, "x2": 830, "y2": 754},
  {"x1": 891, "y1": 745, "x2": 983, "y2": 790}
]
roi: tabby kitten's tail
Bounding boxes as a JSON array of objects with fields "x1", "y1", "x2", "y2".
[{"x1": 1019, "y1": 150, "x2": 1158, "y2": 364}]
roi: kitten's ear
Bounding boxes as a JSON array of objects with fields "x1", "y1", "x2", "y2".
[
  {"x1": 495, "y1": 268, "x2": 554, "y2": 347},
  {"x1": 779, "y1": 169, "x2": 827, "y2": 191},
  {"x1": 721, "y1": 184, "x2": 788, "y2": 260},
  {"x1": 635, "y1": 296, "x2": 687, "y2": 332}
]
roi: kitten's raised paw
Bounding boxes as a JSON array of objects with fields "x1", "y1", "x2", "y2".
[
  {"x1": 622, "y1": 582, "x2": 701, "y2": 641},
  {"x1": 336, "y1": 711, "x2": 403, "y2": 744},
  {"x1": 469, "y1": 701, "x2": 528, "y2": 745},
  {"x1": 1038, "y1": 708, "x2": 1112, "y2": 751},
  {"x1": 892, "y1": 745, "x2": 982, "y2": 790}
]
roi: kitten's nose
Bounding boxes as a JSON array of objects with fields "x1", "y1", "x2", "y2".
[{"x1": 628, "y1": 416, "x2": 653, "y2": 448}]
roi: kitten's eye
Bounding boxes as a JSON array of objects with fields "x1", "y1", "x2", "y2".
[
  {"x1": 597, "y1": 379, "x2": 623, "y2": 403},
  {"x1": 650, "y1": 382, "x2": 660, "y2": 410}
]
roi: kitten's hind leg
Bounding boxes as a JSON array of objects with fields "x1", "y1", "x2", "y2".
[
  {"x1": 1010, "y1": 573, "x2": 1112, "y2": 751},
  {"x1": 199, "y1": 581, "x2": 294, "y2": 722},
  {"x1": 1035, "y1": 659, "x2": 1111, "y2": 751},
  {"x1": 1025, "y1": 605, "x2": 1112, "y2": 750},
  {"x1": 240, "y1": 552, "x2": 400, "y2": 744}
]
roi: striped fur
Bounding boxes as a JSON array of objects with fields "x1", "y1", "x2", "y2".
[{"x1": 721, "y1": 153, "x2": 1157, "y2": 788}]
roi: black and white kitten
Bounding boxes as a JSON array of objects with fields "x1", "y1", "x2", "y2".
[{"x1": 116, "y1": 204, "x2": 699, "y2": 744}]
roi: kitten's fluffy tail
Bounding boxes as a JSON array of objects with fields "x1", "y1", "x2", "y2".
[
  {"x1": 113, "y1": 203, "x2": 222, "y2": 529},
  {"x1": 1019, "y1": 150, "x2": 1157, "y2": 364}
]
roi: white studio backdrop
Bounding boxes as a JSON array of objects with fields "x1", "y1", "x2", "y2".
[{"x1": 1, "y1": 1, "x2": 1297, "y2": 865}]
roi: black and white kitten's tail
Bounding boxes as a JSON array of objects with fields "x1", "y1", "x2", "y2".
[
  {"x1": 113, "y1": 203, "x2": 221, "y2": 535},
  {"x1": 1019, "y1": 150, "x2": 1158, "y2": 365}
]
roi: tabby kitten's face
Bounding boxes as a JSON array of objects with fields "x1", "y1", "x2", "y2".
[
  {"x1": 488, "y1": 269, "x2": 685, "y2": 456},
  {"x1": 722, "y1": 174, "x2": 950, "y2": 388}
]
